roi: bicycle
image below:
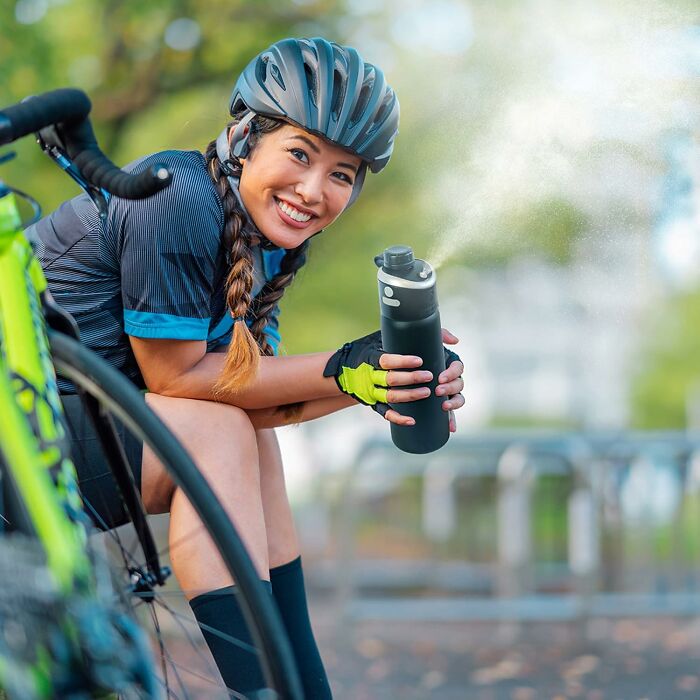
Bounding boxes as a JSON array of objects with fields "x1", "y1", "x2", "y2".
[{"x1": 0, "y1": 88, "x2": 303, "y2": 700}]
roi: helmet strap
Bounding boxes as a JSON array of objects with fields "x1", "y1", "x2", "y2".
[
  {"x1": 345, "y1": 163, "x2": 367, "y2": 209},
  {"x1": 229, "y1": 111, "x2": 256, "y2": 159}
]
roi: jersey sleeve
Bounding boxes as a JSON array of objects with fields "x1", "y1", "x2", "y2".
[{"x1": 115, "y1": 154, "x2": 224, "y2": 341}]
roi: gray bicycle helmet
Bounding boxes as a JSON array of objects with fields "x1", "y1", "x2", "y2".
[
  {"x1": 218, "y1": 37, "x2": 400, "y2": 208},
  {"x1": 230, "y1": 37, "x2": 399, "y2": 173}
]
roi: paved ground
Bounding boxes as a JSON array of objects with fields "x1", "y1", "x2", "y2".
[
  {"x1": 100, "y1": 521, "x2": 700, "y2": 698},
  {"x1": 309, "y1": 598, "x2": 700, "y2": 699}
]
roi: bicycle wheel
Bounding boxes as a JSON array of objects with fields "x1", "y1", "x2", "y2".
[{"x1": 49, "y1": 330, "x2": 303, "y2": 700}]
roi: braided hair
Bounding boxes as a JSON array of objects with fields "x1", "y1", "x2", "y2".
[{"x1": 204, "y1": 115, "x2": 311, "y2": 396}]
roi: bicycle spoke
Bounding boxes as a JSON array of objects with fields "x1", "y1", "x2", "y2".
[
  {"x1": 152, "y1": 673, "x2": 186, "y2": 700},
  {"x1": 153, "y1": 600, "x2": 257, "y2": 655},
  {"x1": 152, "y1": 596, "x2": 221, "y2": 681},
  {"x1": 162, "y1": 658, "x2": 248, "y2": 700},
  {"x1": 149, "y1": 603, "x2": 172, "y2": 698},
  {"x1": 154, "y1": 605, "x2": 195, "y2": 700}
]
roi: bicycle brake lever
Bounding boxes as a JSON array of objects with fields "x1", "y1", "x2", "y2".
[{"x1": 36, "y1": 125, "x2": 109, "y2": 220}]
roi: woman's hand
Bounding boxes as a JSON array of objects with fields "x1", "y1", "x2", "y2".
[
  {"x1": 323, "y1": 331, "x2": 430, "y2": 425},
  {"x1": 323, "y1": 329, "x2": 465, "y2": 429},
  {"x1": 382, "y1": 328, "x2": 464, "y2": 430},
  {"x1": 436, "y1": 328, "x2": 465, "y2": 433}
]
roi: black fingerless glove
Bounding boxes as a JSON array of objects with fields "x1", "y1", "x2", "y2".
[
  {"x1": 323, "y1": 331, "x2": 391, "y2": 416},
  {"x1": 324, "y1": 331, "x2": 462, "y2": 417}
]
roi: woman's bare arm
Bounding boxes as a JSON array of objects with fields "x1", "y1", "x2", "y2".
[
  {"x1": 129, "y1": 335, "x2": 436, "y2": 423},
  {"x1": 245, "y1": 394, "x2": 357, "y2": 429},
  {"x1": 129, "y1": 336, "x2": 339, "y2": 409}
]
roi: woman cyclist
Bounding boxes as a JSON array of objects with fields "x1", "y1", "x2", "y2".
[{"x1": 30, "y1": 37, "x2": 465, "y2": 697}]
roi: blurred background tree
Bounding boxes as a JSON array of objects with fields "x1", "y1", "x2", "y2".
[
  {"x1": 0, "y1": 0, "x2": 588, "y2": 347},
  {"x1": 1, "y1": 0, "x2": 698, "y2": 429}
]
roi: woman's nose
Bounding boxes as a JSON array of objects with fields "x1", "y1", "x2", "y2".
[{"x1": 294, "y1": 171, "x2": 324, "y2": 205}]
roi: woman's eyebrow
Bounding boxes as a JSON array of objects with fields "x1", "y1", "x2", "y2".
[{"x1": 288, "y1": 135, "x2": 359, "y2": 174}]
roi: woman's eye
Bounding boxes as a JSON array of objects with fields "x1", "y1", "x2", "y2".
[
  {"x1": 286, "y1": 147, "x2": 353, "y2": 184},
  {"x1": 334, "y1": 172, "x2": 353, "y2": 185},
  {"x1": 287, "y1": 147, "x2": 308, "y2": 163}
]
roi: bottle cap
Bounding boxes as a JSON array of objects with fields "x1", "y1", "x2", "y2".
[{"x1": 382, "y1": 245, "x2": 414, "y2": 270}]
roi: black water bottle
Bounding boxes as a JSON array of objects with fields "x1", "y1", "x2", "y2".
[{"x1": 375, "y1": 245, "x2": 449, "y2": 454}]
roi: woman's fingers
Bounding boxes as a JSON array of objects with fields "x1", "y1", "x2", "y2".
[
  {"x1": 378, "y1": 348, "x2": 464, "y2": 416},
  {"x1": 387, "y1": 386, "x2": 432, "y2": 404},
  {"x1": 438, "y1": 360, "x2": 464, "y2": 384},
  {"x1": 436, "y1": 375, "x2": 464, "y2": 398},
  {"x1": 441, "y1": 392, "x2": 465, "y2": 412},
  {"x1": 385, "y1": 401, "x2": 461, "y2": 428},
  {"x1": 441, "y1": 328, "x2": 459, "y2": 344},
  {"x1": 379, "y1": 353, "x2": 423, "y2": 370},
  {"x1": 384, "y1": 408, "x2": 415, "y2": 426},
  {"x1": 386, "y1": 369, "x2": 433, "y2": 386}
]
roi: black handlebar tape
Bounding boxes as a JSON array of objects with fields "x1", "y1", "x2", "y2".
[
  {"x1": 0, "y1": 88, "x2": 171, "y2": 199},
  {"x1": 61, "y1": 117, "x2": 171, "y2": 199},
  {"x1": 59, "y1": 106, "x2": 172, "y2": 199},
  {"x1": 0, "y1": 88, "x2": 91, "y2": 146}
]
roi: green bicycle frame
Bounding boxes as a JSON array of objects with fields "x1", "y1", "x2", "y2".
[{"x1": 0, "y1": 189, "x2": 91, "y2": 592}]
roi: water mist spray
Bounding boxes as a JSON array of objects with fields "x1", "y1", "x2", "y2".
[{"x1": 375, "y1": 245, "x2": 450, "y2": 454}]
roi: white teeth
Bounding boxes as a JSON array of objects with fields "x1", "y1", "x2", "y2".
[{"x1": 276, "y1": 198, "x2": 312, "y2": 222}]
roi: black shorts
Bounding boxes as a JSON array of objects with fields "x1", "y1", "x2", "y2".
[{"x1": 60, "y1": 394, "x2": 144, "y2": 531}]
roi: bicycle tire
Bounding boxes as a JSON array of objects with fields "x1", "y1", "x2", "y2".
[{"x1": 49, "y1": 330, "x2": 303, "y2": 700}]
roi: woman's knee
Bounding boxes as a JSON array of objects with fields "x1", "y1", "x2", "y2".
[
  {"x1": 146, "y1": 394, "x2": 254, "y2": 437},
  {"x1": 141, "y1": 394, "x2": 259, "y2": 513}
]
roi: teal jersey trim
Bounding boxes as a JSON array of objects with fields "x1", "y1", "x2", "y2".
[
  {"x1": 262, "y1": 248, "x2": 285, "y2": 279},
  {"x1": 208, "y1": 313, "x2": 234, "y2": 342},
  {"x1": 264, "y1": 326, "x2": 281, "y2": 355},
  {"x1": 124, "y1": 309, "x2": 210, "y2": 340}
]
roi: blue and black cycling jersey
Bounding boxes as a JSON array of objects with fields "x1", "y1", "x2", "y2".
[{"x1": 27, "y1": 149, "x2": 285, "y2": 392}]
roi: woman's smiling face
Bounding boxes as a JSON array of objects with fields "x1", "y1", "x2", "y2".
[{"x1": 237, "y1": 122, "x2": 363, "y2": 249}]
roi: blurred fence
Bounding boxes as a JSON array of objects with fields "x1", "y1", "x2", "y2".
[{"x1": 304, "y1": 432, "x2": 700, "y2": 625}]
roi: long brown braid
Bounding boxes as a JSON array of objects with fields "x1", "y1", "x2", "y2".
[{"x1": 204, "y1": 115, "x2": 311, "y2": 398}]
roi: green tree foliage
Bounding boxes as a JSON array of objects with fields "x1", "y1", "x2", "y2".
[{"x1": 0, "y1": 0, "x2": 595, "y2": 356}]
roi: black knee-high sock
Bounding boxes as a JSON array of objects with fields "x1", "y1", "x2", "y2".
[
  {"x1": 270, "y1": 556, "x2": 332, "y2": 699},
  {"x1": 189, "y1": 581, "x2": 271, "y2": 695}
]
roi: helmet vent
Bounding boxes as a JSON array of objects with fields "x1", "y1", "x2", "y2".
[
  {"x1": 331, "y1": 69, "x2": 345, "y2": 119},
  {"x1": 256, "y1": 54, "x2": 270, "y2": 84},
  {"x1": 373, "y1": 93, "x2": 394, "y2": 127},
  {"x1": 304, "y1": 63, "x2": 317, "y2": 106},
  {"x1": 349, "y1": 83, "x2": 371, "y2": 126},
  {"x1": 269, "y1": 62, "x2": 286, "y2": 90}
]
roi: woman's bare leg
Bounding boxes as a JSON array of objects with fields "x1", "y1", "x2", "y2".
[
  {"x1": 256, "y1": 428, "x2": 300, "y2": 568},
  {"x1": 141, "y1": 393, "x2": 269, "y2": 598},
  {"x1": 256, "y1": 427, "x2": 333, "y2": 697}
]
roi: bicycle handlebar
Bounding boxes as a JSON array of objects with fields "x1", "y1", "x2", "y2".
[{"x1": 0, "y1": 88, "x2": 171, "y2": 199}]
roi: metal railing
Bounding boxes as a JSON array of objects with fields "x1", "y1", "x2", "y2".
[{"x1": 307, "y1": 431, "x2": 700, "y2": 624}]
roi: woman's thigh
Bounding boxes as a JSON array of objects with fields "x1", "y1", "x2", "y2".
[
  {"x1": 140, "y1": 393, "x2": 262, "y2": 514},
  {"x1": 63, "y1": 391, "x2": 271, "y2": 562}
]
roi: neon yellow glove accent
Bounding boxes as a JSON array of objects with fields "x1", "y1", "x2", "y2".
[{"x1": 337, "y1": 362, "x2": 389, "y2": 406}]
